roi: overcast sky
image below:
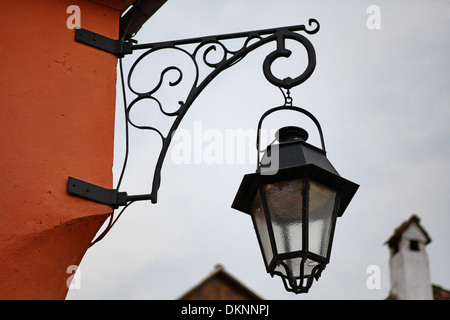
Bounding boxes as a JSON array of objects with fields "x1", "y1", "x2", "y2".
[{"x1": 67, "y1": 0, "x2": 449, "y2": 300}]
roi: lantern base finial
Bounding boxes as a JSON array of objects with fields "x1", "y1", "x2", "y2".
[{"x1": 275, "y1": 259, "x2": 326, "y2": 294}]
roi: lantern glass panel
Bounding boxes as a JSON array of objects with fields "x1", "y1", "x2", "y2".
[
  {"x1": 308, "y1": 180, "x2": 337, "y2": 258},
  {"x1": 274, "y1": 257, "x2": 319, "y2": 278},
  {"x1": 263, "y1": 180, "x2": 304, "y2": 254},
  {"x1": 251, "y1": 190, "x2": 273, "y2": 267}
]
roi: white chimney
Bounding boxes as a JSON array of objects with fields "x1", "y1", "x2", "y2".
[{"x1": 385, "y1": 215, "x2": 433, "y2": 300}]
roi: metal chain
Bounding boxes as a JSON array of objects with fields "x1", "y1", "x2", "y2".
[{"x1": 285, "y1": 88, "x2": 293, "y2": 106}]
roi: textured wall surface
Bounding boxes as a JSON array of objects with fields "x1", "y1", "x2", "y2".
[{"x1": 0, "y1": 0, "x2": 122, "y2": 299}]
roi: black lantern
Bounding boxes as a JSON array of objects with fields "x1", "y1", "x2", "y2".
[
  {"x1": 232, "y1": 106, "x2": 359, "y2": 293},
  {"x1": 69, "y1": 21, "x2": 358, "y2": 293}
]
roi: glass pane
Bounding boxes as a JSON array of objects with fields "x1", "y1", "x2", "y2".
[
  {"x1": 274, "y1": 257, "x2": 301, "y2": 278},
  {"x1": 274, "y1": 257, "x2": 318, "y2": 278},
  {"x1": 263, "y1": 180, "x2": 304, "y2": 254},
  {"x1": 251, "y1": 190, "x2": 273, "y2": 267},
  {"x1": 308, "y1": 180, "x2": 337, "y2": 258}
]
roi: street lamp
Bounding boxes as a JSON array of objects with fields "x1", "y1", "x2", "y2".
[
  {"x1": 232, "y1": 106, "x2": 359, "y2": 293},
  {"x1": 67, "y1": 17, "x2": 359, "y2": 293}
]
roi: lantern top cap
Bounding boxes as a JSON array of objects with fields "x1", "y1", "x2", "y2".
[{"x1": 275, "y1": 126, "x2": 309, "y2": 143}]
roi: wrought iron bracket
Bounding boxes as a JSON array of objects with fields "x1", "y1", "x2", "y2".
[{"x1": 69, "y1": 19, "x2": 320, "y2": 208}]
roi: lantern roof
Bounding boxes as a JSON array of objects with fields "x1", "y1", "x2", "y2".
[
  {"x1": 232, "y1": 139, "x2": 359, "y2": 217},
  {"x1": 260, "y1": 139, "x2": 338, "y2": 175}
]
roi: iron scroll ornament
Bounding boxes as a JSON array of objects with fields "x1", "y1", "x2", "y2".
[{"x1": 68, "y1": 19, "x2": 320, "y2": 208}]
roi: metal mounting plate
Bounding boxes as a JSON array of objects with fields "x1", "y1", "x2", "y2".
[
  {"x1": 67, "y1": 177, "x2": 127, "y2": 208},
  {"x1": 75, "y1": 28, "x2": 132, "y2": 57}
]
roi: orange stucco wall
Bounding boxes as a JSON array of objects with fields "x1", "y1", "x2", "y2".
[{"x1": 0, "y1": 0, "x2": 123, "y2": 299}]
